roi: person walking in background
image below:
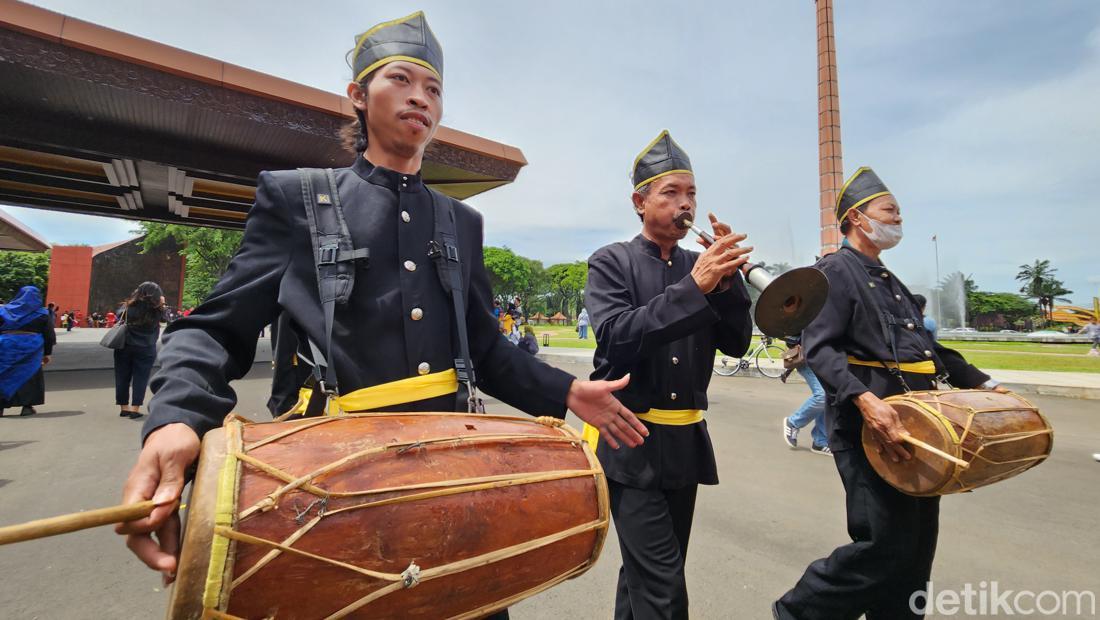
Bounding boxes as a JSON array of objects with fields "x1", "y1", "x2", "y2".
[
  {"x1": 1080, "y1": 317, "x2": 1100, "y2": 352},
  {"x1": 500, "y1": 303, "x2": 516, "y2": 337},
  {"x1": 913, "y1": 293, "x2": 937, "y2": 340},
  {"x1": 0, "y1": 286, "x2": 56, "y2": 416},
  {"x1": 782, "y1": 333, "x2": 830, "y2": 455},
  {"x1": 106, "y1": 310, "x2": 117, "y2": 328},
  {"x1": 46, "y1": 302, "x2": 57, "y2": 327},
  {"x1": 577, "y1": 307, "x2": 590, "y2": 340},
  {"x1": 518, "y1": 325, "x2": 540, "y2": 355},
  {"x1": 114, "y1": 282, "x2": 167, "y2": 419}
]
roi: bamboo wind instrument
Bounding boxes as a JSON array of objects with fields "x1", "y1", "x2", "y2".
[
  {"x1": 676, "y1": 215, "x2": 829, "y2": 337},
  {"x1": 0, "y1": 500, "x2": 162, "y2": 545}
]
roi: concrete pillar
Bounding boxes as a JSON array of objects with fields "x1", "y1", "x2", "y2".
[{"x1": 817, "y1": 0, "x2": 843, "y2": 254}]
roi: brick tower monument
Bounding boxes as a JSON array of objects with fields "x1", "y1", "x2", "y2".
[{"x1": 817, "y1": 0, "x2": 843, "y2": 254}]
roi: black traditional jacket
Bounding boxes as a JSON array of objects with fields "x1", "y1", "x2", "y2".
[
  {"x1": 804, "y1": 246, "x2": 989, "y2": 450},
  {"x1": 143, "y1": 157, "x2": 573, "y2": 443},
  {"x1": 586, "y1": 235, "x2": 753, "y2": 489}
]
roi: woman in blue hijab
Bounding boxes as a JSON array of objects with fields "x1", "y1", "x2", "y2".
[{"x1": 0, "y1": 285, "x2": 56, "y2": 416}]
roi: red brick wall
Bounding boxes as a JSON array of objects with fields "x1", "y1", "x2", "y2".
[{"x1": 45, "y1": 246, "x2": 93, "y2": 326}]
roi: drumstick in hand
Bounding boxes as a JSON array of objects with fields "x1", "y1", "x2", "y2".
[
  {"x1": 0, "y1": 500, "x2": 172, "y2": 545},
  {"x1": 901, "y1": 435, "x2": 970, "y2": 469}
]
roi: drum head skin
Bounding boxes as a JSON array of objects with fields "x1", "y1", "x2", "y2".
[
  {"x1": 169, "y1": 428, "x2": 226, "y2": 619},
  {"x1": 862, "y1": 400, "x2": 956, "y2": 496}
]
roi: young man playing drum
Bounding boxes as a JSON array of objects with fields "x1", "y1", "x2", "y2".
[
  {"x1": 772, "y1": 167, "x2": 1007, "y2": 620},
  {"x1": 584, "y1": 131, "x2": 754, "y2": 618},
  {"x1": 115, "y1": 12, "x2": 649, "y2": 610}
]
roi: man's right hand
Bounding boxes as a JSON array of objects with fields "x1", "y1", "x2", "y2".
[
  {"x1": 691, "y1": 231, "x2": 752, "y2": 294},
  {"x1": 116, "y1": 423, "x2": 201, "y2": 583},
  {"x1": 854, "y1": 392, "x2": 912, "y2": 463}
]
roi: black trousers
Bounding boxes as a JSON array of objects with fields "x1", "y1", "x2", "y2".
[
  {"x1": 774, "y1": 447, "x2": 940, "y2": 620},
  {"x1": 0, "y1": 368, "x2": 45, "y2": 408},
  {"x1": 113, "y1": 345, "x2": 157, "y2": 407},
  {"x1": 609, "y1": 479, "x2": 699, "y2": 620}
]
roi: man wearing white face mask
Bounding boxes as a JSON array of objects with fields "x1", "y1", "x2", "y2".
[{"x1": 772, "y1": 167, "x2": 1005, "y2": 620}]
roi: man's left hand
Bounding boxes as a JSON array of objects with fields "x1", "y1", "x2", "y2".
[{"x1": 566, "y1": 374, "x2": 648, "y2": 449}]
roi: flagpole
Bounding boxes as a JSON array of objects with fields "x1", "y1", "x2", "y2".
[{"x1": 933, "y1": 234, "x2": 941, "y2": 326}]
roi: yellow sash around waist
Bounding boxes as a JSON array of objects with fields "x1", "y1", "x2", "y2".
[
  {"x1": 847, "y1": 356, "x2": 936, "y2": 374},
  {"x1": 581, "y1": 408, "x2": 704, "y2": 451},
  {"x1": 289, "y1": 368, "x2": 459, "y2": 416}
]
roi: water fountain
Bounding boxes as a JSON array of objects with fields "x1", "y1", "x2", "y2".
[{"x1": 934, "y1": 272, "x2": 968, "y2": 330}]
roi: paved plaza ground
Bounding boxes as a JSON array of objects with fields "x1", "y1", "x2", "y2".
[{"x1": 1, "y1": 359, "x2": 1097, "y2": 618}]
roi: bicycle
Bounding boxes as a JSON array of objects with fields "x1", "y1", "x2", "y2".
[{"x1": 713, "y1": 335, "x2": 786, "y2": 378}]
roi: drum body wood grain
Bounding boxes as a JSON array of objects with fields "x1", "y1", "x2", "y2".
[
  {"x1": 168, "y1": 413, "x2": 608, "y2": 619},
  {"x1": 862, "y1": 390, "x2": 1052, "y2": 497}
]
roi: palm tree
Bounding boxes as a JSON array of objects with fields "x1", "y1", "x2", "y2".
[
  {"x1": 1016, "y1": 260, "x2": 1054, "y2": 297},
  {"x1": 1016, "y1": 260, "x2": 1058, "y2": 322},
  {"x1": 1037, "y1": 279, "x2": 1073, "y2": 321}
]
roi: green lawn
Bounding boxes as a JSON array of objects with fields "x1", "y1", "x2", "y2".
[
  {"x1": 948, "y1": 351, "x2": 1100, "y2": 373},
  {"x1": 939, "y1": 339, "x2": 1091, "y2": 355},
  {"x1": 940, "y1": 339, "x2": 1100, "y2": 373},
  {"x1": 533, "y1": 323, "x2": 597, "y2": 349},
  {"x1": 532, "y1": 324, "x2": 784, "y2": 353},
  {"x1": 528, "y1": 325, "x2": 1100, "y2": 373}
]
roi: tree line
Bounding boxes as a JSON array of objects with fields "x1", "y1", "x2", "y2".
[
  {"x1": 132, "y1": 227, "x2": 592, "y2": 319},
  {"x1": 930, "y1": 259, "x2": 1076, "y2": 330},
  {"x1": 483, "y1": 246, "x2": 587, "y2": 318},
  {"x1": 5, "y1": 220, "x2": 1083, "y2": 333},
  {"x1": 0, "y1": 249, "x2": 50, "y2": 301}
]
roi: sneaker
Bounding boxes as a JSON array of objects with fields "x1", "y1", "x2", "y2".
[
  {"x1": 783, "y1": 419, "x2": 798, "y2": 448},
  {"x1": 811, "y1": 444, "x2": 833, "y2": 456}
]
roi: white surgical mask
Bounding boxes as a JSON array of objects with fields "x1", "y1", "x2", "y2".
[{"x1": 861, "y1": 215, "x2": 903, "y2": 250}]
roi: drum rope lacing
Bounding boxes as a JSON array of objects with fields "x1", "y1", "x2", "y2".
[
  {"x1": 894, "y1": 391, "x2": 1053, "y2": 495},
  {"x1": 203, "y1": 413, "x2": 609, "y2": 620}
]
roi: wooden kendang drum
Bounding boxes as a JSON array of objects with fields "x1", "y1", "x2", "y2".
[
  {"x1": 862, "y1": 390, "x2": 1053, "y2": 497},
  {"x1": 169, "y1": 413, "x2": 609, "y2": 619}
]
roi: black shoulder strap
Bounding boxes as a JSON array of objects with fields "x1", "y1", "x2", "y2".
[
  {"x1": 836, "y1": 250, "x2": 917, "y2": 392},
  {"x1": 427, "y1": 191, "x2": 484, "y2": 413},
  {"x1": 892, "y1": 277, "x2": 950, "y2": 381},
  {"x1": 297, "y1": 168, "x2": 370, "y2": 415}
]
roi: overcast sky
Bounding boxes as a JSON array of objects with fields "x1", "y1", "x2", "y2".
[{"x1": 4, "y1": 0, "x2": 1099, "y2": 304}]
